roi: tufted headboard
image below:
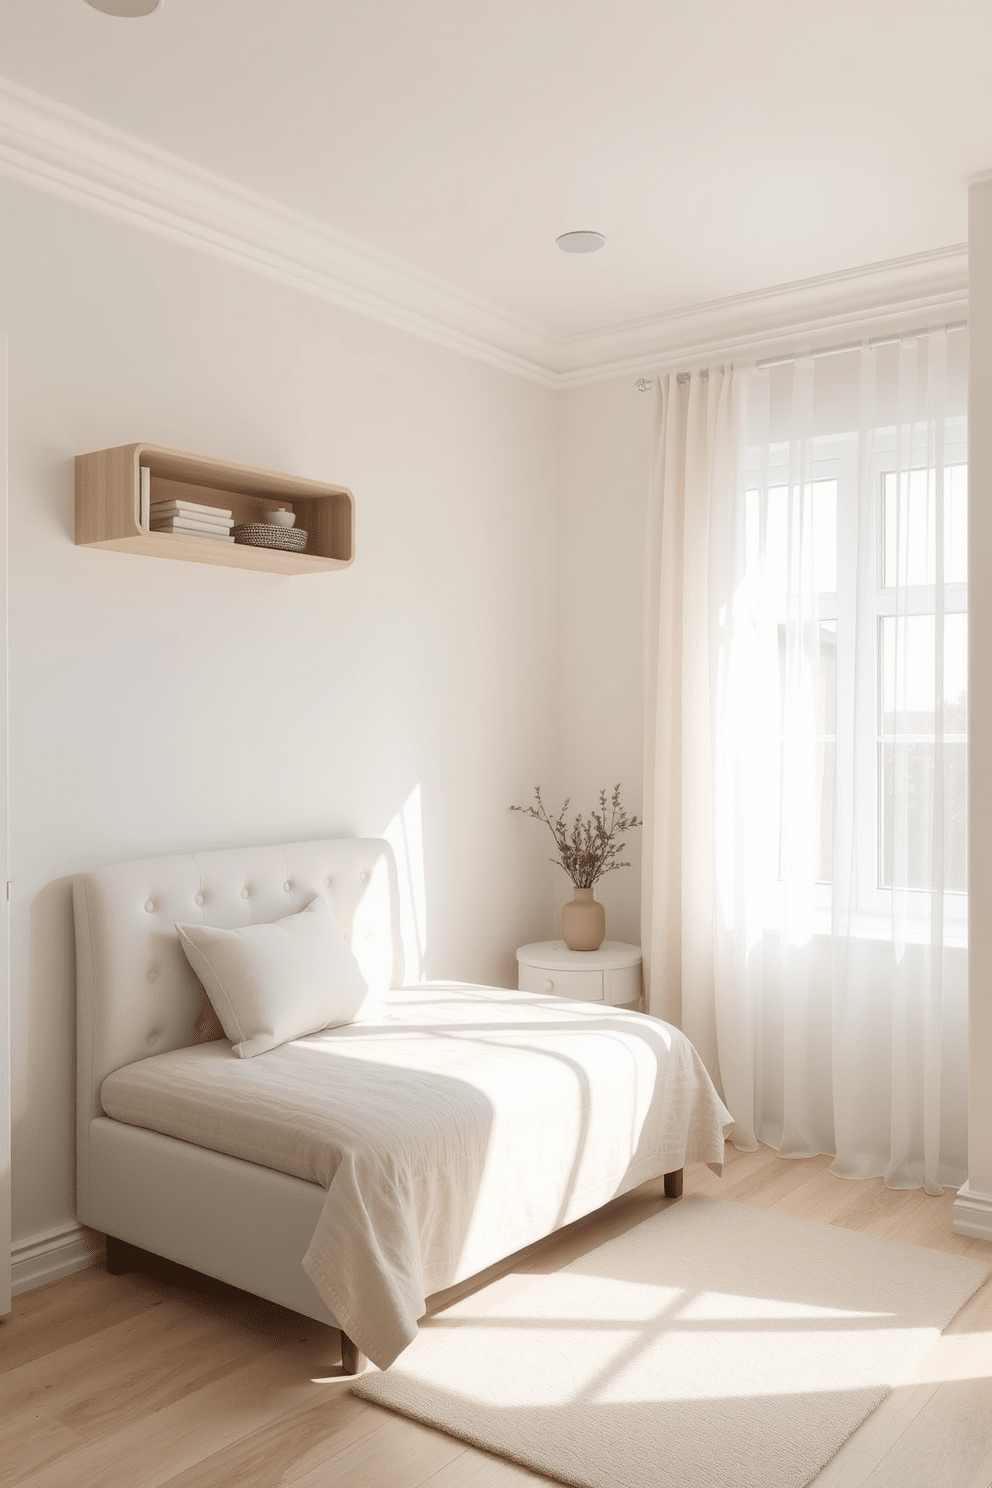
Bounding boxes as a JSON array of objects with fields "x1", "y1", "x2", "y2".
[{"x1": 73, "y1": 837, "x2": 403, "y2": 1203}]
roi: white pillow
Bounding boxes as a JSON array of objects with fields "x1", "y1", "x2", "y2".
[{"x1": 176, "y1": 895, "x2": 381, "y2": 1058}]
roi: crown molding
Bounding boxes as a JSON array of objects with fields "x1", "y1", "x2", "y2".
[
  {"x1": 0, "y1": 76, "x2": 561, "y2": 386},
  {"x1": 0, "y1": 75, "x2": 969, "y2": 388},
  {"x1": 553, "y1": 244, "x2": 969, "y2": 386}
]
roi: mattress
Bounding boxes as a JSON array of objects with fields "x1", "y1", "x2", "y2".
[{"x1": 101, "y1": 982, "x2": 732, "y2": 1368}]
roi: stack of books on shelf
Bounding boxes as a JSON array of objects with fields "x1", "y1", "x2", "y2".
[{"x1": 149, "y1": 499, "x2": 235, "y2": 543}]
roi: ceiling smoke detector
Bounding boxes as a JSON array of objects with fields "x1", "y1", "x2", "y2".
[
  {"x1": 84, "y1": 0, "x2": 162, "y2": 15},
  {"x1": 556, "y1": 231, "x2": 606, "y2": 254}
]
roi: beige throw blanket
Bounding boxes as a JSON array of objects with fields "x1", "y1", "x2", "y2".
[{"x1": 101, "y1": 984, "x2": 732, "y2": 1368}]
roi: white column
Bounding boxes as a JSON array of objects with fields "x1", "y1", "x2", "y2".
[{"x1": 955, "y1": 177, "x2": 992, "y2": 1238}]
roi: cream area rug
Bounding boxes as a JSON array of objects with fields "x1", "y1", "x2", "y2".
[{"x1": 353, "y1": 1196, "x2": 987, "y2": 1488}]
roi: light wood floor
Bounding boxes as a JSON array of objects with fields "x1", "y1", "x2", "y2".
[{"x1": 4, "y1": 1145, "x2": 992, "y2": 1488}]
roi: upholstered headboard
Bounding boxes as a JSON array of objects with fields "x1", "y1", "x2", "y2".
[{"x1": 73, "y1": 837, "x2": 403, "y2": 1201}]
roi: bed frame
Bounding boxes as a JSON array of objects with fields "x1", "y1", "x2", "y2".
[{"x1": 74, "y1": 835, "x2": 680, "y2": 1376}]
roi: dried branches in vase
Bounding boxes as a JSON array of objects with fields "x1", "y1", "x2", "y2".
[{"x1": 511, "y1": 785, "x2": 641, "y2": 951}]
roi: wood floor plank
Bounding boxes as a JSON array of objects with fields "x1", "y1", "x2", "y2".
[
  {"x1": 725, "y1": 1149, "x2": 834, "y2": 1211},
  {"x1": 697, "y1": 1142, "x2": 781, "y2": 1200},
  {"x1": 154, "y1": 1384, "x2": 388, "y2": 1488},
  {"x1": 965, "y1": 1435, "x2": 992, "y2": 1488},
  {"x1": 0, "y1": 1268, "x2": 163, "y2": 1376},
  {"x1": 809, "y1": 1379, "x2": 944, "y2": 1488},
  {"x1": 876, "y1": 1192, "x2": 978, "y2": 1257},
  {"x1": 859, "y1": 1377, "x2": 992, "y2": 1488},
  {"x1": 11, "y1": 1339, "x2": 371, "y2": 1488},
  {"x1": 1, "y1": 1298, "x2": 283, "y2": 1438},
  {"x1": 831, "y1": 1182, "x2": 932, "y2": 1236},
  {"x1": 287, "y1": 1411, "x2": 468, "y2": 1488},
  {"x1": 0, "y1": 1403, "x2": 86, "y2": 1487}
]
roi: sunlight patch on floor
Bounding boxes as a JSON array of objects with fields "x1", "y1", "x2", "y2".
[
  {"x1": 409, "y1": 1273, "x2": 943, "y2": 1408},
  {"x1": 899, "y1": 1329, "x2": 992, "y2": 1385}
]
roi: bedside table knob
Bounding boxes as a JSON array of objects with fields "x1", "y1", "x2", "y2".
[{"x1": 542, "y1": 979, "x2": 554, "y2": 992}]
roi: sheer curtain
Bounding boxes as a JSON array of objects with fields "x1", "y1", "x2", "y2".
[{"x1": 642, "y1": 334, "x2": 969, "y2": 1192}]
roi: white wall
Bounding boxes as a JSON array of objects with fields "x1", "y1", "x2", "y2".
[
  {"x1": 552, "y1": 377, "x2": 652, "y2": 942},
  {"x1": 0, "y1": 179, "x2": 558, "y2": 1249}
]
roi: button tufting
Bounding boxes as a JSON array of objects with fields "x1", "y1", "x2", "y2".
[
  {"x1": 195, "y1": 893, "x2": 204, "y2": 906},
  {"x1": 360, "y1": 870, "x2": 370, "y2": 882},
  {"x1": 241, "y1": 888, "x2": 249, "y2": 898},
  {"x1": 283, "y1": 882, "x2": 291, "y2": 892},
  {"x1": 146, "y1": 1030, "x2": 160, "y2": 1047},
  {"x1": 144, "y1": 900, "x2": 155, "y2": 913},
  {"x1": 324, "y1": 876, "x2": 332, "y2": 886},
  {"x1": 148, "y1": 969, "x2": 158, "y2": 982}
]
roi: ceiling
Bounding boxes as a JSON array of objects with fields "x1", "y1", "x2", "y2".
[{"x1": 0, "y1": 0, "x2": 988, "y2": 372}]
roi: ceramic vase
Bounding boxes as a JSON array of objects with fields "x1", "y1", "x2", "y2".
[{"x1": 561, "y1": 886, "x2": 606, "y2": 951}]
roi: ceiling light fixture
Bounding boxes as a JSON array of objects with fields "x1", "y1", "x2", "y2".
[
  {"x1": 556, "y1": 231, "x2": 606, "y2": 254},
  {"x1": 84, "y1": 0, "x2": 162, "y2": 15}
]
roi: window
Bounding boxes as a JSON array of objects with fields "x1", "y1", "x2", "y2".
[{"x1": 744, "y1": 416, "x2": 967, "y2": 934}]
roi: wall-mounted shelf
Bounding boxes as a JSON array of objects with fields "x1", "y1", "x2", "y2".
[{"x1": 75, "y1": 443, "x2": 354, "y2": 576}]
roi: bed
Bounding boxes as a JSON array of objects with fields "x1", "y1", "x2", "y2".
[{"x1": 74, "y1": 836, "x2": 732, "y2": 1372}]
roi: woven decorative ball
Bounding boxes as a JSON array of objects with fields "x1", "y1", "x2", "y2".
[{"x1": 232, "y1": 523, "x2": 307, "y2": 552}]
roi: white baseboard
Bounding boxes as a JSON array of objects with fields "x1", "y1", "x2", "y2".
[
  {"x1": 11, "y1": 1221, "x2": 105, "y2": 1296},
  {"x1": 952, "y1": 1182, "x2": 992, "y2": 1242}
]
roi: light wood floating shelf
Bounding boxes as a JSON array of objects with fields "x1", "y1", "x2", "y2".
[{"x1": 75, "y1": 443, "x2": 355, "y2": 575}]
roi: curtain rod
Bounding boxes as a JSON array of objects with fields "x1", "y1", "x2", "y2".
[
  {"x1": 756, "y1": 319, "x2": 967, "y2": 370},
  {"x1": 634, "y1": 320, "x2": 967, "y2": 389}
]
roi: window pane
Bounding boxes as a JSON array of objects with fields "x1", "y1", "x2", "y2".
[
  {"x1": 879, "y1": 613, "x2": 967, "y2": 735},
  {"x1": 744, "y1": 479, "x2": 837, "y2": 601},
  {"x1": 878, "y1": 609, "x2": 967, "y2": 892},
  {"x1": 882, "y1": 464, "x2": 967, "y2": 587},
  {"x1": 945, "y1": 464, "x2": 968, "y2": 583},
  {"x1": 945, "y1": 739, "x2": 968, "y2": 891},
  {"x1": 945, "y1": 611, "x2": 968, "y2": 732},
  {"x1": 777, "y1": 621, "x2": 837, "y2": 720},
  {"x1": 880, "y1": 742, "x2": 967, "y2": 891}
]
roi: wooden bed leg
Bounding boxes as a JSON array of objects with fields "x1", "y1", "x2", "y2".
[
  {"x1": 663, "y1": 1168, "x2": 684, "y2": 1200},
  {"x1": 340, "y1": 1332, "x2": 367, "y2": 1376},
  {"x1": 106, "y1": 1235, "x2": 143, "y2": 1275}
]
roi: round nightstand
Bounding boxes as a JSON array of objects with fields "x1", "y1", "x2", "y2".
[{"x1": 516, "y1": 940, "x2": 642, "y2": 1008}]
